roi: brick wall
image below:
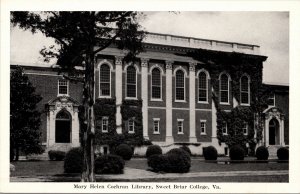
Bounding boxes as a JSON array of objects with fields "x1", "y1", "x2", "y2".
[{"x1": 148, "y1": 108, "x2": 166, "y2": 141}]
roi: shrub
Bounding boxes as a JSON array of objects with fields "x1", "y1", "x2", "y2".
[
  {"x1": 48, "y1": 150, "x2": 66, "y2": 161},
  {"x1": 180, "y1": 146, "x2": 192, "y2": 156},
  {"x1": 146, "y1": 145, "x2": 162, "y2": 158},
  {"x1": 64, "y1": 147, "x2": 83, "y2": 173},
  {"x1": 277, "y1": 147, "x2": 289, "y2": 160},
  {"x1": 115, "y1": 144, "x2": 133, "y2": 160},
  {"x1": 229, "y1": 145, "x2": 245, "y2": 160},
  {"x1": 147, "y1": 154, "x2": 168, "y2": 172},
  {"x1": 255, "y1": 146, "x2": 269, "y2": 160},
  {"x1": 95, "y1": 154, "x2": 125, "y2": 174},
  {"x1": 203, "y1": 146, "x2": 218, "y2": 160},
  {"x1": 147, "y1": 148, "x2": 191, "y2": 173}
]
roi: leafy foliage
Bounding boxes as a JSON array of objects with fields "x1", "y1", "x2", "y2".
[
  {"x1": 203, "y1": 146, "x2": 218, "y2": 160},
  {"x1": 179, "y1": 146, "x2": 192, "y2": 156},
  {"x1": 255, "y1": 146, "x2": 269, "y2": 160},
  {"x1": 48, "y1": 150, "x2": 66, "y2": 161},
  {"x1": 10, "y1": 66, "x2": 43, "y2": 161},
  {"x1": 146, "y1": 145, "x2": 162, "y2": 158},
  {"x1": 95, "y1": 154, "x2": 125, "y2": 174},
  {"x1": 229, "y1": 145, "x2": 245, "y2": 160},
  {"x1": 277, "y1": 147, "x2": 289, "y2": 160},
  {"x1": 148, "y1": 148, "x2": 191, "y2": 173},
  {"x1": 115, "y1": 144, "x2": 133, "y2": 160},
  {"x1": 64, "y1": 147, "x2": 83, "y2": 173}
]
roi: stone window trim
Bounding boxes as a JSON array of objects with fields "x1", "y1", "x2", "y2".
[
  {"x1": 128, "y1": 118, "x2": 135, "y2": 134},
  {"x1": 98, "y1": 63, "x2": 112, "y2": 98},
  {"x1": 174, "y1": 67, "x2": 187, "y2": 102},
  {"x1": 197, "y1": 69, "x2": 210, "y2": 103},
  {"x1": 125, "y1": 65, "x2": 138, "y2": 99},
  {"x1": 153, "y1": 118, "x2": 160, "y2": 134},
  {"x1": 177, "y1": 118, "x2": 184, "y2": 134},
  {"x1": 243, "y1": 122, "x2": 248, "y2": 135},
  {"x1": 219, "y1": 72, "x2": 231, "y2": 105},
  {"x1": 240, "y1": 74, "x2": 251, "y2": 106},
  {"x1": 222, "y1": 122, "x2": 228, "y2": 135},
  {"x1": 58, "y1": 79, "x2": 69, "y2": 96},
  {"x1": 151, "y1": 67, "x2": 163, "y2": 101},
  {"x1": 101, "y1": 116, "x2": 109, "y2": 133},
  {"x1": 200, "y1": 119, "x2": 207, "y2": 135}
]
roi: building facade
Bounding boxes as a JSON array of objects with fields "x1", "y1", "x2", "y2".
[{"x1": 11, "y1": 32, "x2": 289, "y2": 155}]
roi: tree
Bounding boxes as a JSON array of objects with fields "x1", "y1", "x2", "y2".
[
  {"x1": 10, "y1": 66, "x2": 43, "y2": 161},
  {"x1": 11, "y1": 11, "x2": 146, "y2": 181}
]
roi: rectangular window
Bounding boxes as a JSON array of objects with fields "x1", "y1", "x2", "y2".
[
  {"x1": 243, "y1": 123, "x2": 248, "y2": 135},
  {"x1": 177, "y1": 119, "x2": 184, "y2": 134},
  {"x1": 153, "y1": 118, "x2": 160, "y2": 134},
  {"x1": 58, "y1": 79, "x2": 68, "y2": 95},
  {"x1": 200, "y1": 120, "x2": 206, "y2": 135},
  {"x1": 128, "y1": 119, "x2": 135, "y2": 133},
  {"x1": 222, "y1": 122, "x2": 228, "y2": 135},
  {"x1": 268, "y1": 93, "x2": 275, "y2": 106},
  {"x1": 102, "y1": 117, "x2": 108, "y2": 133}
]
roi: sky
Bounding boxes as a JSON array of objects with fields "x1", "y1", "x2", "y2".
[{"x1": 10, "y1": 11, "x2": 289, "y2": 84}]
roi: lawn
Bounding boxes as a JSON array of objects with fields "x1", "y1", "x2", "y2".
[{"x1": 11, "y1": 158, "x2": 289, "y2": 177}]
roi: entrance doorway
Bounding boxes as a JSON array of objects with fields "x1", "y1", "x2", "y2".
[
  {"x1": 55, "y1": 110, "x2": 71, "y2": 143},
  {"x1": 269, "y1": 119, "x2": 279, "y2": 145}
]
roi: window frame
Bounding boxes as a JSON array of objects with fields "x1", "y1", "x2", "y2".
[
  {"x1": 222, "y1": 122, "x2": 228, "y2": 135},
  {"x1": 197, "y1": 70, "x2": 209, "y2": 103},
  {"x1": 151, "y1": 67, "x2": 162, "y2": 101},
  {"x1": 243, "y1": 122, "x2": 248, "y2": 135},
  {"x1": 268, "y1": 93, "x2": 276, "y2": 107},
  {"x1": 153, "y1": 118, "x2": 160, "y2": 134},
  {"x1": 175, "y1": 69, "x2": 186, "y2": 102},
  {"x1": 177, "y1": 119, "x2": 184, "y2": 134},
  {"x1": 58, "y1": 79, "x2": 69, "y2": 96},
  {"x1": 200, "y1": 119, "x2": 207, "y2": 135},
  {"x1": 101, "y1": 116, "x2": 109, "y2": 133},
  {"x1": 240, "y1": 75, "x2": 250, "y2": 106},
  {"x1": 99, "y1": 63, "x2": 112, "y2": 98},
  {"x1": 219, "y1": 73, "x2": 230, "y2": 105},
  {"x1": 128, "y1": 118, "x2": 135, "y2": 134},
  {"x1": 125, "y1": 65, "x2": 138, "y2": 99}
]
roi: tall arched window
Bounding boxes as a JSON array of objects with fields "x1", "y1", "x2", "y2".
[
  {"x1": 126, "y1": 65, "x2": 137, "y2": 98},
  {"x1": 220, "y1": 73, "x2": 229, "y2": 104},
  {"x1": 198, "y1": 72, "x2": 208, "y2": 102},
  {"x1": 55, "y1": 110, "x2": 71, "y2": 143},
  {"x1": 175, "y1": 70, "x2": 185, "y2": 101},
  {"x1": 240, "y1": 75, "x2": 250, "y2": 105},
  {"x1": 151, "y1": 68, "x2": 161, "y2": 99},
  {"x1": 99, "y1": 64, "x2": 111, "y2": 97}
]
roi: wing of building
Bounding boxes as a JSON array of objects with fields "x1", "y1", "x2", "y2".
[{"x1": 11, "y1": 32, "x2": 289, "y2": 156}]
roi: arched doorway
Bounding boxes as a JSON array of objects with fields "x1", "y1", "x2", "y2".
[
  {"x1": 269, "y1": 118, "x2": 279, "y2": 145},
  {"x1": 55, "y1": 110, "x2": 71, "y2": 143}
]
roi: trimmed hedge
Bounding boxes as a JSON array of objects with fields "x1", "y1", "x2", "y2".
[
  {"x1": 95, "y1": 154, "x2": 125, "y2": 174},
  {"x1": 148, "y1": 148, "x2": 191, "y2": 173},
  {"x1": 277, "y1": 147, "x2": 289, "y2": 160},
  {"x1": 64, "y1": 147, "x2": 83, "y2": 173},
  {"x1": 203, "y1": 146, "x2": 218, "y2": 160},
  {"x1": 229, "y1": 145, "x2": 245, "y2": 160},
  {"x1": 180, "y1": 146, "x2": 192, "y2": 156},
  {"x1": 146, "y1": 145, "x2": 162, "y2": 158},
  {"x1": 48, "y1": 150, "x2": 66, "y2": 161},
  {"x1": 115, "y1": 144, "x2": 133, "y2": 160},
  {"x1": 255, "y1": 146, "x2": 269, "y2": 160}
]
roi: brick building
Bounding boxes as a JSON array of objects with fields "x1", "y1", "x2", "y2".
[{"x1": 11, "y1": 32, "x2": 289, "y2": 155}]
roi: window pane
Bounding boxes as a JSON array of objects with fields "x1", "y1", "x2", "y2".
[
  {"x1": 220, "y1": 74, "x2": 228, "y2": 90},
  {"x1": 127, "y1": 66, "x2": 136, "y2": 97},
  {"x1": 241, "y1": 92, "x2": 249, "y2": 104},
  {"x1": 176, "y1": 88, "x2": 185, "y2": 100},
  {"x1": 220, "y1": 91, "x2": 228, "y2": 103},
  {"x1": 241, "y1": 76, "x2": 249, "y2": 92},
  {"x1": 152, "y1": 68, "x2": 161, "y2": 99},
  {"x1": 199, "y1": 72, "x2": 207, "y2": 102},
  {"x1": 100, "y1": 83, "x2": 110, "y2": 96},
  {"x1": 58, "y1": 80, "x2": 68, "y2": 95},
  {"x1": 100, "y1": 64, "x2": 110, "y2": 82},
  {"x1": 176, "y1": 70, "x2": 184, "y2": 88}
]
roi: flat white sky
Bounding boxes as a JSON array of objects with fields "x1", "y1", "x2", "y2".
[{"x1": 10, "y1": 11, "x2": 289, "y2": 84}]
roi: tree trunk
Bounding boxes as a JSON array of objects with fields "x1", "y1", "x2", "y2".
[{"x1": 81, "y1": 47, "x2": 96, "y2": 182}]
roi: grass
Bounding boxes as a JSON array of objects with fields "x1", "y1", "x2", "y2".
[
  {"x1": 125, "y1": 159, "x2": 289, "y2": 172},
  {"x1": 11, "y1": 158, "x2": 289, "y2": 182}
]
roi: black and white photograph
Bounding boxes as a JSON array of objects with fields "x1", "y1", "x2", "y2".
[{"x1": 1, "y1": 0, "x2": 300, "y2": 193}]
